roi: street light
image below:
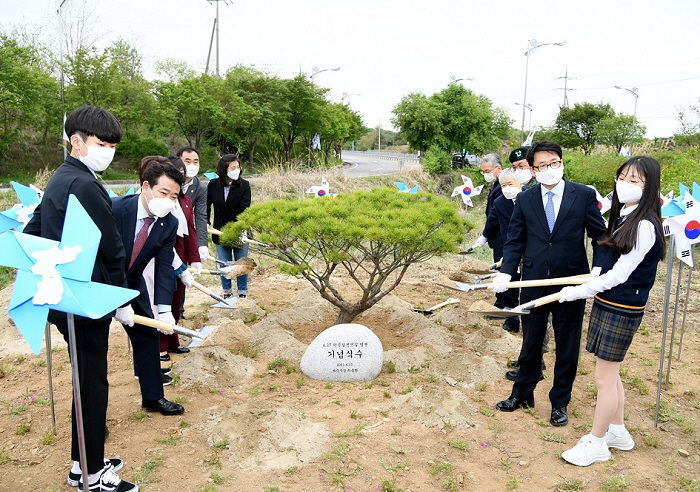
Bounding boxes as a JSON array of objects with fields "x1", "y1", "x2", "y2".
[
  {"x1": 310, "y1": 66, "x2": 340, "y2": 80},
  {"x1": 614, "y1": 85, "x2": 639, "y2": 127},
  {"x1": 341, "y1": 92, "x2": 361, "y2": 103},
  {"x1": 449, "y1": 75, "x2": 474, "y2": 85},
  {"x1": 515, "y1": 102, "x2": 533, "y2": 133},
  {"x1": 521, "y1": 38, "x2": 566, "y2": 142}
]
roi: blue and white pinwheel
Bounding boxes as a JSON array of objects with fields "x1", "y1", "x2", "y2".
[
  {"x1": 394, "y1": 182, "x2": 419, "y2": 194},
  {"x1": 0, "y1": 181, "x2": 42, "y2": 233},
  {"x1": 204, "y1": 172, "x2": 218, "y2": 180},
  {"x1": 451, "y1": 175, "x2": 483, "y2": 207},
  {"x1": 662, "y1": 183, "x2": 700, "y2": 267},
  {"x1": 0, "y1": 194, "x2": 139, "y2": 354}
]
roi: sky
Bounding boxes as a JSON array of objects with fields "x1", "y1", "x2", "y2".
[{"x1": 3, "y1": 0, "x2": 700, "y2": 140}]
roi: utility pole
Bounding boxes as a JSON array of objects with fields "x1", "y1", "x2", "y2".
[
  {"x1": 205, "y1": 0, "x2": 229, "y2": 77},
  {"x1": 555, "y1": 66, "x2": 576, "y2": 107}
]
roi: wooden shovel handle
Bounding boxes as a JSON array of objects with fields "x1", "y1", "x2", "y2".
[
  {"x1": 208, "y1": 227, "x2": 223, "y2": 236},
  {"x1": 530, "y1": 292, "x2": 565, "y2": 308},
  {"x1": 191, "y1": 280, "x2": 214, "y2": 295},
  {"x1": 189, "y1": 268, "x2": 217, "y2": 275},
  {"x1": 426, "y1": 298, "x2": 460, "y2": 312},
  {"x1": 132, "y1": 314, "x2": 174, "y2": 333},
  {"x1": 494, "y1": 275, "x2": 591, "y2": 290}
]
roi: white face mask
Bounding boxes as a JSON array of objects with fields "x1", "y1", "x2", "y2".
[
  {"x1": 227, "y1": 169, "x2": 240, "y2": 180},
  {"x1": 616, "y1": 181, "x2": 644, "y2": 204},
  {"x1": 185, "y1": 165, "x2": 199, "y2": 178},
  {"x1": 76, "y1": 136, "x2": 115, "y2": 172},
  {"x1": 502, "y1": 186, "x2": 521, "y2": 201},
  {"x1": 147, "y1": 188, "x2": 176, "y2": 218},
  {"x1": 514, "y1": 168, "x2": 532, "y2": 185},
  {"x1": 535, "y1": 166, "x2": 564, "y2": 186},
  {"x1": 482, "y1": 172, "x2": 496, "y2": 183}
]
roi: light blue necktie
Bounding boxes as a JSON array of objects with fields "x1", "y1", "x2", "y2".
[{"x1": 545, "y1": 191, "x2": 555, "y2": 232}]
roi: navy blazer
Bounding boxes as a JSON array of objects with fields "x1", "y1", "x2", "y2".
[
  {"x1": 111, "y1": 194, "x2": 177, "y2": 318},
  {"x1": 490, "y1": 194, "x2": 515, "y2": 244},
  {"x1": 482, "y1": 181, "x2": 503, "y2": 249},
  {"x1": 501, "y1": 180, "x2": 607, "y2": 299}
]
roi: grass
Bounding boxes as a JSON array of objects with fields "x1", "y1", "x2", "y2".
[
  {"x1": 204, "y1": 452, "x2": 222, "y2": 469},
  {"x1": 40, "y1": 431, "x2": 59, "y2": 445},
  {"x1": 267, "y1": 356, "x2": 293, "y2": 373},
  {"x1": 210, "y1": 472, "x2": 226, "y2": 485},
  {"x1": 385, "y1": 360, "x2": 396, "y2": 373},
  {"x1": 679, "y1": 477, "x2": 700, "y2": 492},
  {"x1": 398, "y1": 386, "x2": 413, "y2": 395},
  {"x1": 474, "y1": 382, "x2": 487, "y2": 392},
  {"x1": 245, "y1": 382, "x2": 263, "y2": 397},
  {"x1": 429, "y1": 461, "x2": 454, "y2": 476},
  {"x1": 0, "y1": 451, "x2": 11, "y2": 465},
  {"x1": 331, "y1": 423, "x2": 365, "y2": 438},
  {"x1": 350, "y1": 410, "x2": 359, "y2": 419},
  {"x1": 284, "y1": 465, "x2": 300, "y2": 475},
  {"x1": 295, "y1": 375, "x2": 305, "y2": 388},
  {"x1": 8, "y1": 403, "x2": 27, "y2": 415},
  {"x1": 506, "y1": 475, "x2": 520, "y2": 490},
  {"x1": 0, "y1": 266, "x2": 15, "y2": 290},
  {"x1": 601, "y1": 475, "x2": 629, "y2": 491},
  {"x1": 155, "y1": 435, "x2": 179, "y2": 445},
  {"x1": 321, "y1": 442, "x2": 348, "y2": 461},
  {"x1": 479, "y1": 407, "x2": 495, "y2": 418},
  {"x1": 132, "y1": 458, "x2": 163, "y2": 485},
  {"x1": 448, "y1": 439, "x2": 469, "y2": 451},
  {"x1": 15, "y1": 422, "x2": 31, "y2": 436},
  {"x1": 644, "y1": 435, "x2": 660, "y2": 448},
  {"x1": 538, "y1": 431, "x2": 565, "y2": 443},
  {"x1": 230, "y1": 343, "x2": 258, "y2": 359},
  {"x1": 553, "y1": 478, "x2": 584, "y2": 491},
  {"x1": 262, "y1": 487, "x2": 280, "y2": 492},
  {"x1": 129, "y1": 410, "x2": 147, "y2": 421},
  {"x1": 212, "y1": 438, "x2": 230, "y2": 450}
]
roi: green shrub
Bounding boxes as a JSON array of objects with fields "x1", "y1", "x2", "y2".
[
  {"x1": 421, "y1": 146, "x2": 451, "y2": 175},
  {"x1": 114, "y1": 132, "x2": 168, "y2": 166}
]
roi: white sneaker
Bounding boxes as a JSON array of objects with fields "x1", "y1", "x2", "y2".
[
  {"x1": 562, "y1": 435, "x2": 612, "y2": 466},
  {"x1": 605, "y1": 430, "x2": 635, "y2": 451},
  {"x1": 97, "y1": 469, "x2": 139, "y2": 492}
]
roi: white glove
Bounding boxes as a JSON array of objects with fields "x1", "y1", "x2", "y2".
[
  {"x1": 157, "y1": 311, "x2": 176, "y2": 335},
  {"x1": 491, "y1": 272, "x2": 512, "y2": 293},
  {"x1": 198, "y1": 246, "x2": 210, "y2": 261},
  {"x1": 558, "y1": 285, "x2": 590, "y2": 303},
  {"x1": 114, "y1": 305, "x2": 134, "y2": 327},
  {"x1": 472, "y1": 235, "x2": 488, "y2": 249},
  {"x1": 590, "y1": 266, "x2": 601, "y2": 277},
  {"x1": 179, "y1": 269, "x2": 194, "y2": 288},
  {"x1": 190, "y1": 262, "x2": 202, "y2": 275}
]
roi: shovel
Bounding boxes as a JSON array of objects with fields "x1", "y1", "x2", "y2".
[
  {"x1": 208, "y1": 227, "x2": 271, "y2": 248},
  {"x1": 468, "y1": 291, "x2": 567, "y2": 318},
  {"x1": 132, "y1": 314, "x2": 204, "y2": 339},
  {"x1": 488, "y1": 259, "x2": 502, "y2": 271},
  {"x1": 413, "y1": 298, "x2": 460, "y2": 315},
  {"x1": 191, "y1": 257, "x2": 256, "y2": 279},
  {"x1": 437, "y1": 274, "x2": 591, "y2": 293},
  {"x1": 473, "y1": 272, "x2": 499, "y2": 283},
  {"x1": 190, "y1": 280, "x2": 237, "y2": 308},
  {"x1": 458, "y1": 247, "x2": 474, "y2": 255}
]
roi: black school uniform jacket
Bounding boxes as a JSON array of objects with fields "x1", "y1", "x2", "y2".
[
  {"x1": 24, "y1": 156, "x2": 127, "y2": 324},
  {"x1": 206, "y1": 177, "x2": 251, "y2": 245},
  {"x1": 500, "y1": 180, "x2": 607, "y2": 300}
]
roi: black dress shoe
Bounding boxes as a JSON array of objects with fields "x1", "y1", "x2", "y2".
[
  {"x1": 168, "y1": 347, "x2": 190, "y2": 354},
  {"x1": 495, "y1": 396, "x2": 535, "y2": 412},
  {"x1": 550, "y1": 407, "x2": 568, "y2": 426},
  {"x1": 505, "y1": 369, "x2": 545, "y2": 382},
  {"x1": 142, "y1": 398, "x2": 185, "y2": 416},
  {"x1": 159, "y1": 353, "x2": 171, "y2": 362},
  {"x1": 161, "y1": 367, "x2": 172, "y2": 375}
]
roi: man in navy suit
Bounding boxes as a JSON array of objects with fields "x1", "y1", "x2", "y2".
[
  {"x1": 493, "y1": 141, "x2": 606, "y2": 427},
  {"x1": 112, "y1": 160, "x2": 185, "y2": 416}
]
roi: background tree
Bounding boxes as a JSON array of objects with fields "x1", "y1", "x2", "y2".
[
  {"x1": 596, "y1": 113, "x2": 646, "y2": 153},
  {"x1": 220, "y1": 189, "x2": 468, "y2": 324},
  {"x1": 554, "y1": 102, "x2": 614, "y2": 155},
  {"x1": 391, "y1": 93, "x2": 446, "y2": 153}
]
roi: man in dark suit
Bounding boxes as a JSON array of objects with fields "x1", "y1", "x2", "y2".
[
  {"x1": 112, "y1": 160, "x2": 185, "y2": 416},
  {"x1": 472, "y1": 154, "x2": 505, "y2": 308},
  {"x1": 493, "y1": 141, "x2": 606, "y2": 427},
  {"x1": 24, "y1": 106, "x2": 138, "y2": 491}
]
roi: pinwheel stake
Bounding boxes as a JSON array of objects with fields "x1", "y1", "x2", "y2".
[
  {"x1": 44, "y1": 322, "x2": 56, "y2": 435},
  {"x1": 676, "y1": 246, "x2": 694, "y2": 360},
  {"x1": 655, "y1": 236, "x2": 674, "y2": 428},
  {"x1": 0, "y1": 195, "x2": 139, "y2": 492},
  {"x1": 665, "y1": 259, "x2": 684, "y2": 386}
]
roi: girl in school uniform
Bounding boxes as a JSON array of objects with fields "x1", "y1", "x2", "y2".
[{"x1": 557, "y1": 156, "x2": 665, "y2": 466}]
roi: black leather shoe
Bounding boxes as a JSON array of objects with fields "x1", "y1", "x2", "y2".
[
  {"x1": 505, "y1": 369, "x2": 545, "y2": 382},
  {"x1": 159, "y1": 353, "x2": 171, "y2": 362},
  {"x1": 495, "y1": 396, "x2": 534, "y2": 412},
  {"x1": 501, "y1": 321, "x2": 519, "y2": 333},
  {"x1": 550, "y1": 407, "x2": 568, "y2": 426},
  {"x1": 161, "y1": 367, "x2": 172, "y2": 375},
  {"x1": 169, "y1": 347, "x2": 190, "y2": 354},
  {"x1": 142, "y1": 398, "x2": 185, "y2": 416}
]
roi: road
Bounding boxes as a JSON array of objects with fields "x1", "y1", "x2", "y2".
[{"x1": 341, "y1": 151, "x2": 421, "y2": 177}]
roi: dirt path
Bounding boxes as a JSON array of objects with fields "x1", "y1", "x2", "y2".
[{"x1": 0, "y1": 249, "x2": 699, "y2": 492}]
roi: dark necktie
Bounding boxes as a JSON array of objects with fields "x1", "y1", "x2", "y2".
[{"x1": 129, "y1": 217, "x2": 155, "y2": 270}]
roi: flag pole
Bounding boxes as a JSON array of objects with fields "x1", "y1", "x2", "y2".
[
  {"x1": 655, "y1": 235, "x2": 674, "y2": 427},
  {"x1": 664, "y1": 259, "x2": 683, "y2": 387}
]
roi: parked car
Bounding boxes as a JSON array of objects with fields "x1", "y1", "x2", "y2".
[{"x1": 451, "y1": 153, "x2": 479, "y2": 169}]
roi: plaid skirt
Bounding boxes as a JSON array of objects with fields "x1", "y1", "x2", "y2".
[{"x1": 585, "y1": 301, "x2": 643, "y2": 362}]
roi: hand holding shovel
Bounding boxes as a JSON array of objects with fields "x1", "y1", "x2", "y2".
[
  {"x1": 467, "y1": 291, "x2": 567, "y2": 318},
  {"x1": 132, "y1": 314, "x2": 204, "y2": 339},
  {"x1": 437, "y1": 273, "x2": 591, "y2": 293}
]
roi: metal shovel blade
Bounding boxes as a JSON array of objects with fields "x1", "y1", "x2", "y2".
[
  {"x1": 469, "y1": 307, "x2": 531, "y2": 318},
  {"x1": 186, "y1": 325, "x2": 217, "y2": 348}
]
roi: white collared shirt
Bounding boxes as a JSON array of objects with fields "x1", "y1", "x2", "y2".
[
  {"x1": 135, "y1": 195, "x2": 156, "y2": 237},
  {"x1": 540, "y1": 179, "x2": 566, "y2": 220},
  {"x1": 135, "y1": 195, "x2": 170, "y2": 314}
]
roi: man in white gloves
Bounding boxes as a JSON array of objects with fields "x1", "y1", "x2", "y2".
[
  {"x1": 493, "y1": 141, "x2": 606, "y2": 428},
  {"x1": 112, "y1": 159, "x2": 185, "y2": 416}
]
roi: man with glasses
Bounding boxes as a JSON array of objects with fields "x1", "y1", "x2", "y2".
[{"x1": 492, "y1": 141, "x2": 606, "y2": 427}]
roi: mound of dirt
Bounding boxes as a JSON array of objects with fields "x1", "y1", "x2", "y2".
[
  {"x1": 384, "y1": 347, "x2": 432, "y2": 373},
  {"x1": 199, "y1": 318, "x2": 253, "y2": 349},
  {"x1": 388, "y1": 385, "x2": 477, "y2": 430},
  {"x1": 355, "y1": 295, "x2": 454, "y2": 354},
  {"x1": 198, "y1": 402, "x2": 331, "y2": 470},
  {"x1": 205, "y1": 298, "x2": 266, "y2": 323},
  {"x1": 171, "y1": 346, "x2": 255, "y2": 389},
  {"x1": 448, "y1": 258, "x2": 493, "y2": 282},
  {"x1": 247, "y1": 321, "x2": 308, "y2": 361}
]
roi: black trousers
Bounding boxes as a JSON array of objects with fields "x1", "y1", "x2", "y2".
[
  {"x1": 55, "y1": 317, "x2": 109, "y2": 475},
  {"x1": 510, "y1": 286, "x2": 585, "y2": 408},
  {"x1": 124, "y1": 322, "x2": 164, "y2": 401}
]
